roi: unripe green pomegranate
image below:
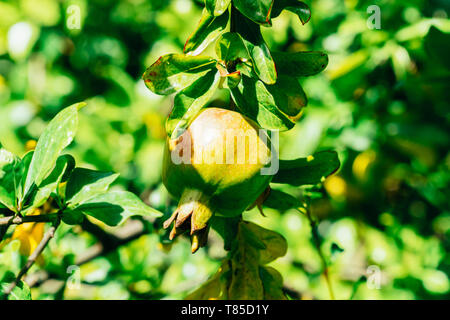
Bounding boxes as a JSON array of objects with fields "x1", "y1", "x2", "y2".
[{"x1": 162, "y1": 107, "x2": 275, "y2": 252}]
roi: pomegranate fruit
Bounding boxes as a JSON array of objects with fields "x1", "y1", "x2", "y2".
[{"x1": 162, "y1": 107, "x2": 275, "y2": 252}]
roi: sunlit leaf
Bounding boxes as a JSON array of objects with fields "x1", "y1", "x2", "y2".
[
  {"x1": 23, "y1": 103, "x2": 83, "y2": 201},
  {"x1": 234, "y1": 11, "x2": 277, "y2": 84},
  {"x1": 230, "y1": 75, "x2": 295, "y2": 131},
  {"x1": 184, "y1": 9, "x2": 229, "y2": 56},
  {"x1": 166, "y1": 69, "x2": 220, "y2": 138},
  {"x1": 205, "y1": 0, "x2": 231, "y2": 16},
  {"x1": 23, "y1": 154, "x2": 75, "y2": 213},
  {"x1": 143, "y1": 54, "x2": 217, "y2": 95},
  {"x1": 0, "y1": 149, "x2": 19, "y2": 211}
]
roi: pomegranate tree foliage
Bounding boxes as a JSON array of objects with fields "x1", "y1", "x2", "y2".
[
  {"x1": 0, "y1": 0, "x2": 449, "y2": 300},
  {"x1": 143, "y1": 0, "x2": 338, "y2": 299}
]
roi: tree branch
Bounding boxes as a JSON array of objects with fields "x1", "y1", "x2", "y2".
[
  {"x1": 25, "y1": 219, "x2": 146, "y2": 288},
  {"x1": 2, "y1": 217, "x2": 61, "y2": 299},
  {"x1": 0, "y1": 213, "x2": 59, "y2": 226}
]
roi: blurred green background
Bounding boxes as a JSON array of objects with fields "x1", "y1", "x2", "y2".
[{"x1": 0, "y1": 0, "x2": 449, "y2": 300}]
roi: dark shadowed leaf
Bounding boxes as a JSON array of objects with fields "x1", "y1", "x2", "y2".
[
  {"x1": 233, "y1": 0, "x2": 274, "y2": 26},
  {"x1": 184, "y1": 9, "x2": 229, "y2": 56},
  {"x1": 66, "y1": 168, "x2": 119, "y2": 208},
  {"x1": 271, "y1": 0, "x2": 311, "y2": 25},
  {"x1": 143, "y1": 54, "x2": 217, "y2": 95},
  {"x1": 234, "y1": 11, "x2": 277, "y2": 84},
  {"x1": 272, "y1": 151, "x2": 340, "y2": 186},
  {"x1": 263, "y1": 188, "x2": 302, "y2": 212},
  {"x1": 424, "y1": 26, "x2": 450, "y2": 70},
  {"x1": 272, "y1": 51, "x2": 329, "y2": 77}
]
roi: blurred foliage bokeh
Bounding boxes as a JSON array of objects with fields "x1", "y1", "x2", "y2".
[{"x1": 0, "y1": 0, "x2": 449, "y2": 300}]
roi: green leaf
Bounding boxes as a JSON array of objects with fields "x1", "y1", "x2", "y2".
[
  {"x1": 424, "y1": 26, "x2": 450, "y2": 70},
  {"x1": 23, "y1": 154, "x2": 75, "y2": 214},
  {"x1": 244, "y1": 221, "x2": 287, "y2": 264},
  {"x1": 7, "y1": 281, "x2": 31, "y2": 300},
  {"x1": 205, "y1": 0, "x2": 231, "y2": 16},
  {"x1": 186, "y1": 261, "x2": 231, "y2": 300},
  {"x1": 230, "y1": 75, "x2": 295, "y2": 131},
  {"x1": 271, "y1": 0, "x2": 311, "y2": 25},
  {"x1": 166, "y1": 69, "x2": 220, "y2": 138},
  {"x1": 272, "y1": 151, "x2": 340, "y2": 186},
  {"x1": 233, "y1": 0, "x2": 274, "y2": 26},
  {"x1": 143, "y1": 54, "x2": 217, "y2": 95},
  {"x1": 72, "y1": 191, "x2": 162, "y2": 226},
  {"x1": 264, "y1": 75, "x2": 307, "y2": 118},
  {"x1": 234, "y1": 11, "x2": 277, "y2": 84},
  {"x1": 263, "y1": 188, "x2": 302, "y2": 212},
  {"x1": 184, "y1": 9, "x2": 229, "y2": 56},
  {"x1": 229, "y1": 223, "x2": 264, "y2": 299},
  {"x1": 23, "y1": 103, "x2": 83, "y2": 201},
  {"x1": 216, "y1": 32, "x2": 249, "y2": 62},
  {"x1": 0, "y1": 149, "x2": 19, "y2": 211},
  {"x1": 65, "y1": 168, "x2": 119, "y2": 208},
  {"x1": 272, "y1": 51, "x2": 329, "y2": 77},
  {"x1": 259, "y1": 266, "x2": 287, "y2": 299},
  {"x1": 15, "y1": 151, "x2": 34, "y2": 210}
]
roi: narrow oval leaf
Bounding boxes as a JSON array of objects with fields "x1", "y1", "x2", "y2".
[
  {"x1": 259, "y1": 266, "x2": 287, "y2": 299},
  {"x1": 74, "y1": 190, "x2": 162, "y2": 226},
  {"x1": 234, "y1": 11, "x2": 277, "y2": 84},
  {"x1": 272, "y1": 51, "x2": 329, "y2": 77},
  {"x1": 143, "y1": 54, "x2": 217, "y2": 95},
  {"x1": 23, "y1": 103, "x2": 82, "y2": 199},
  {"x1": 233, "y1": 0, "x2": 274, "y2": 26},
  {"x1": 66, "y1": 168, "x2": 120, "y2": 208},
  {"x1": 22, "y1": 154, "x2": 75, "y2": 214},
  {"x1": 205, "y1": 0, "x2": 231, "y2": 16},
  {"x1": 0, "y1": 149, "x2": 19, "y2": 211},
  {"x1": 216, "y1": 32, "x2": 249, "y2": 62},
  {"x1": 184, "y1": 9, "x2": 229, "y2": 56},
  {"x1": 272, "y1": 151, "x2": 340, "y2": 186},
  {"x1": 243, "y1": 221, "x2": 288, "y2": 264},
  {"x1": 230, "y1": 75, "x2": 295, "y2": 131},
  {"x1": 166, "y1": 69, "x2": 220, "y2": 138},
  {"x1": 271, "y1": 0, "x2": 311, "y2": 25},
  {"x1": 263, "y1": 188, "x2": 302, "y2": 212}
]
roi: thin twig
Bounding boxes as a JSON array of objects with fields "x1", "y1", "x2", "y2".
[
  {"x1": 302, "y1": 202, "x2": 336, "y2": 300},
  {"x1": 2, "y1": 217, "x2": 61, "y2": 299},
  {"x1": 26, "y1": 220, "x2": 146, "y2": 288}
]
